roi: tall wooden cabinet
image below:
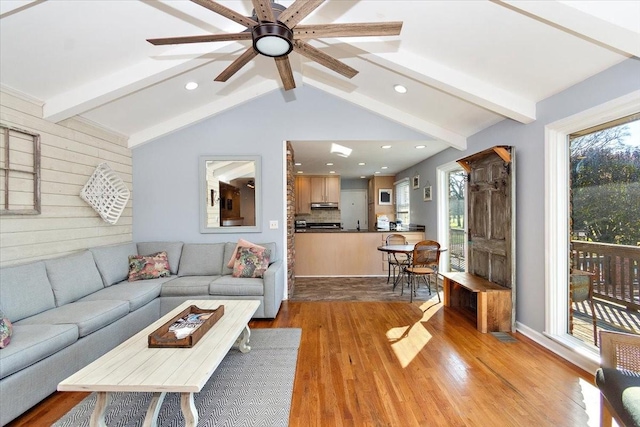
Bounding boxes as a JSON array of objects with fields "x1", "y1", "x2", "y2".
[
  {"x1": 457, "y1": 145, "x2": 516, "y2": 331},
  {"x1": 295, "y1": 176, "x2": 311, "y2": 214},
  {"x1": 367, "y1": 176, "x2": 395, "y2": 230}
]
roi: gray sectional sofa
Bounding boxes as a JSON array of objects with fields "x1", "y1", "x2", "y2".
[{"x1": 0, "y1": 240, "x2": 284, "y2": 426}]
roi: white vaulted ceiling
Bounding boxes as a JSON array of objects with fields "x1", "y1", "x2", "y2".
[{"x1": 1, "y1": 0, "x2": 638, "y2": 177}]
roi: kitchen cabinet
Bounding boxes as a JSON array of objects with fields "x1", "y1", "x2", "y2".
[
  {"x1": 295, "y1": 176, "x2": 311, "y2": 214},
  {"x1": 310, "y1": 176, "x2": 340, "y2": 204}
]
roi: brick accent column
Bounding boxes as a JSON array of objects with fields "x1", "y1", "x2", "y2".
[{"x1": 286, "y1": 142, "x2": 295, "y2": 295}]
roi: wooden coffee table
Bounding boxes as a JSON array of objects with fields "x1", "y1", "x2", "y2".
[{"x1": 58, "y1": 299, "x2": 260, "y2": 427}]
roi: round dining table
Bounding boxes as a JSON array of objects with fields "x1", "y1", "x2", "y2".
[{"x1": 377, "y1": 244, "x2": 447, "y2": 299}]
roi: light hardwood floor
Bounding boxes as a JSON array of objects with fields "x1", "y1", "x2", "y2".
[{"x1": 9, "y1": 298, "x2": 601, "y2": 427}]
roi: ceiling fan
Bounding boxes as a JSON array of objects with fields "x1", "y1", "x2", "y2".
[{"x1": 147, "y1": 0, "x2": 402, "y2": 91}]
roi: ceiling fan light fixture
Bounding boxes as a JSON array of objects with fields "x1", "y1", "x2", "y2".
[{"x1": 252, "y1": 22, "x2": 293, "y2": 57}]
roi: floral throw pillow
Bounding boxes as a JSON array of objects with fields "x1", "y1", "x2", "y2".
[
  {"x1": 226, "y1": 239, "x2": 265, "y2": 268},
  {"x1": 0, "y1": 310, "x2": 13, "y2": 349},
  {"x1": 232, "y1": 246, "x2": 271, "y2": 278},
  {"x1": 128, "y1": 251, "x2": 171, "y2": 282}
]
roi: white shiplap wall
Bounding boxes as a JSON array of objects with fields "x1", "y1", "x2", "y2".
[{"x1": 0, "y1": 89, "x2": 132, "y2": 267}]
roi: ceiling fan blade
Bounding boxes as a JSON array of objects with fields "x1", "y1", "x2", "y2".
[
  {"x1": 147, "y1": 32, "x2": 251, "y2": 46},
  {"x1": 251, "y1": 0, "x2": 275, "y2": 23},
  {"x1": 293, "y1": 40, "x2": 358, "y2": 79},
  {"x1": 214, "y1": 47, "x2": 258, "y2": 82},
  {"x1": 274, "y1": 56, "x2": 296, "y2": 91},
  {"x1": 294, "y1": 22, "x2": 403, "y2": 39},
  {"x1": 278, "y1": 0, "x2": 324, "y2": 28},
  {"x1": 191, "y1": 0, "x2": 258, "y2": 28}
]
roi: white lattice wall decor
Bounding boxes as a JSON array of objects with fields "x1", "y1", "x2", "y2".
[{"x1": 80, "y1": 163, "x2": 130, "y2": 225}]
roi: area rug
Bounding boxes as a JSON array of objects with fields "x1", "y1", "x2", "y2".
[{"x1": 53, "y1": 328, "x2": 301, "y2": 427}]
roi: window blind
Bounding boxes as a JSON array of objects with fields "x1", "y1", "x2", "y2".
[{"x1": 395, "y1": 178, "x2": 410, "y2": 225}]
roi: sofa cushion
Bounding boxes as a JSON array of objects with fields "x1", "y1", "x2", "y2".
[
  {"x1": 232, "y1": 246, "x2": 271, "y2": 278},
  {"x1": 0, "y1": 261, "x2": 56, "y2": 322},
  {"x1": 596, "y1": 367, "x2": 640, "y2": 427},
  {"x1": 78, "y1": 277, "x2": 165, "y2": 312},
  {"x1": 16, "y1": 300, "x2": 130, "y2": 338},
  {"x1": 0, "y1": 310, "x2": 13, "y2": 348},
  {"x1": 0, "y1": 323, "x2": 78, "y2": 380},
  {"x1": 161, "y1": 276, "x2": 218, "y2": 296},
  {"x1": 177, "y1": 244, "x2": 225, "y2": 277},
  {"x1": 137, "y1": 242, "x2": 183, "y2": 275},
  {"x1": 45, "y1": 251, "x2": 104, "y2": 306},
  {"x1": 210, "y1": 276, "x2": 264, "y2": 296},
  {"x1": 128, "y1": 251, "x2": 171, "y2": 282},
  {"x1": 222, "y1": 242, "x2": 277, "y2": 276},
  {"x1": 90, "y1": 242, "x2": 138, "y2": 287},
  {"x1": 78, "y1": 279, "x2": 165, "y2": 312}
]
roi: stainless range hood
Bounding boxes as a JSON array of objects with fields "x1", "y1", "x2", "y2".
[{"x1": 310, "y1": 202, "x2": 339, "y2": 209}]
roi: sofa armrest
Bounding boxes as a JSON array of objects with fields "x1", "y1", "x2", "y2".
[{"x1": 262, "y1": 260, "x2": 284, "y2": 318}]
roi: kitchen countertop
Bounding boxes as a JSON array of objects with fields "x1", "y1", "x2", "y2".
[
  {"x1": 295, "y1": 228, "x2": 422, "y2": 233},
  {"x1": 294, "y1": 228, "x2": 426, "y2": 276}
]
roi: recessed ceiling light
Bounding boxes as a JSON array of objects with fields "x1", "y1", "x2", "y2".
[
  {"x1": 374, "y1": 171, "x2": 380, "y2": 174},
  {"x1": 393, "y1": 84, "x2": 407, "y2": 94},
  {"x1": 185, "y1": 82, "x2": 199, "y2": 90},
  {"x1": 381, "y1": 145, "x2": 392, "y2": 149},
  {"x1": 358, "y1": 162, "x2": 365, "y2": 166},
  {"x1": 329, "y1": 171, "x2": 336, "y2": 174},
  {"x1": 381, "y1": 166, "x2": 388, "y2": 169},
  {"x1": 415, "y1": 145, "x2": 426, "y2": 149},
  {"x1": 360, "y1": 176, "x2": 366, "y2": 179},
  {"x1": 326, "y1": 162, "x2": 334, "y2": 166},
  {"x1": 297, "y1": 171, "x2": 304, "y2": 174},
  {"x1": 295, "y1": 162, "x2": 302, "y2": 166}
]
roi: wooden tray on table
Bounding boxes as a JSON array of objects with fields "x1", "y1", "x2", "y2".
[{"x1": 148, "y1": 304, "x2": 224, "y2": 348}]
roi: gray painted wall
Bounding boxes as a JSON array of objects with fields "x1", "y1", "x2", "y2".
[
  {"x1": 341, "y1": 178, "x2": 369, "y2": 190},
  {"x1": 132, "y1": 86, "x2": 428, "y2": 256},
  {"x1": 397, "y1": 58, "x2": 640, "y2": 332}
]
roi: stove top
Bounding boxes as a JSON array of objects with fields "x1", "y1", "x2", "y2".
[{"x1": 306, "y1": 222, "x2": 341, "y2": 229}]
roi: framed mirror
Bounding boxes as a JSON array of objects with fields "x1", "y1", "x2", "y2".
[{"x1": 199, "y1": 155, "x2": 261, "y2": 233}]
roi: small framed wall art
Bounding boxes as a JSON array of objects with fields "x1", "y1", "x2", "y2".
[
  {"x1": 423, "y1": 185, "x2": 432, "y2": 201},
  {"x1": 378, "y1": 189, "x2": 392, "y2": 205},
  {"x1": 412, "y1": 174, "x2": 420, "y2": 189}
]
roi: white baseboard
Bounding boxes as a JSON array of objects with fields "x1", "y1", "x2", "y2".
[{"x1": 516, "y1": 322, "x2": 599, "y2": 374}]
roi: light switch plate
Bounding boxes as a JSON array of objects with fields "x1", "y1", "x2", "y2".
[{"x1": 269, "y1": 220, "x2": 278, "y2": 229}]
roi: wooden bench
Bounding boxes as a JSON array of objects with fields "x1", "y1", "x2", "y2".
[{"x1": 441, "y1": 272, "x2": 512, "y2": 333}]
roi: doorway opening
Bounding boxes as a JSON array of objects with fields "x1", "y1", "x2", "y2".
[
  {"x1": 437, "y1": 162, "x2": 467, "y2": 273},
  {"x1": 448, "y1": 170, "x2": 466, "y2": 272}
]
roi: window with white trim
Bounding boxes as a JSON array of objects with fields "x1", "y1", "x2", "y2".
[
  {"x1": 568, "y1": 113, "x2": 639, "y2": 346},
  {"x1": 0, "y1": 124, "x2": 41, "y2": 215},
  {"x1": 545, "y1": 91, "x2": 639, "y2": 369},
  {"x1": 395, "y1": 178, "x2": 410, "y2": 225}
]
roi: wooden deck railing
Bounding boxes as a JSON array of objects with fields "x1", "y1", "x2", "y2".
[
  {"x1": 449, "y1": 228, "x2": 466, "y2": 272},
  {"x1": 571, "y1": 240, "x2": 640, "y2": 311}
]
